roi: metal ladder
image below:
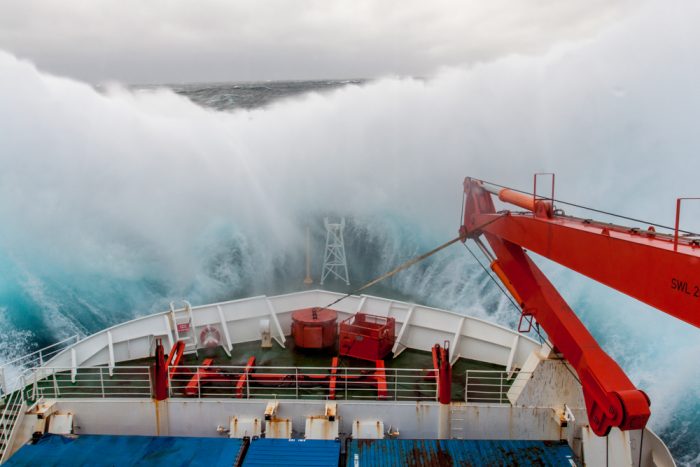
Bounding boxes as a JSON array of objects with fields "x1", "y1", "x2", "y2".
[
  {"x1": 450, "y1": 405, "x2": 468, "y2": 440},
  {"x1": 0, "y1": 390, "x2": 25, "y2": 463},
  {"x1": 169, "y1": 301, "x2": 198, "y2": 357}
]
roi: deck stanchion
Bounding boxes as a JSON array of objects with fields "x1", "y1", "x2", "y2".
[
  {"x1": 465, "y1": 371, "x2": 469, "y2": 402},
  {"x1": 499, "y1": 373, "x2": 503, "y2": 404},
  {"x1": 100, "y1": 368, "x2": 105, "y2": 398},
  {"x1": 394, "y1": 370, "x2": 398, "y2": 401}
]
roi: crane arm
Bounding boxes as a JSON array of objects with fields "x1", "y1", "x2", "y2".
[
  {"x1": 462, "y1": 179, "x2": 700, "y2": 328},
  {"x1": 457, "y1": 177, "x2": 700, "y2": 436}
]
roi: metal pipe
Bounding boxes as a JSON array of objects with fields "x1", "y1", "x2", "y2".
[{"x1": 481, "y1": 182, "x2": 552, "y2": 217}]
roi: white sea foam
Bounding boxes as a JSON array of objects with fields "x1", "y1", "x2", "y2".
[{"x1": 0, "y1": 1, "x2": 699, "y2": 461}]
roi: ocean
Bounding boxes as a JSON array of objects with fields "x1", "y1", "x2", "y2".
[{"x1": 1, "y1": 6, "x2": 700, "y2": 461}]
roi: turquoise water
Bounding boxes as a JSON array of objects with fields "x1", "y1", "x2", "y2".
[{"x1": 1, "y1": 27, "x2": 699, "y2": 463}]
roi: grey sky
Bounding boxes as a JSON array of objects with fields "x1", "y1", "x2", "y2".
[{"x1": 0, "y1": 0, "x2": 629, "y2": 84}]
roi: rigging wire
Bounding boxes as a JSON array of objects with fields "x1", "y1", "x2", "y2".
[
  {"x1": 318, "y1": 214, "x2": 508, "y2": 312},
  {"x1": 477, "y1": 178, "x2": 699, "y2": 236},
  {"x1": 461, "y1": 241, "x2": 583, "y2": 385}
]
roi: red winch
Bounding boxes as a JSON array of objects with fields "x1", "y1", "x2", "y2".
[{"x1": 291, "y1": 307, "x2": 338, "y2": 349}]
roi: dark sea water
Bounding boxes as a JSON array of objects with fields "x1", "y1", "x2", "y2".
[{"x1": 144, "y1": 79, "x2": 366, "y2": 111}]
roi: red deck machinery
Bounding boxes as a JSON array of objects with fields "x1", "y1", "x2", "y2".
[
  {"x1": 291, "y1": 307, "x2": 338, "y2": 349},
  {"x1": 459, "y1": 176, "x2": 700, "y2": 436},
  {"x1": 339, "y1": 313, "x2": 396, "y2": 361}
]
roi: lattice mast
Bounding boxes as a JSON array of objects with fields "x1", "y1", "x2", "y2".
[{"x1": 320, "y1": 217, "x2": 350, "y2": 286}]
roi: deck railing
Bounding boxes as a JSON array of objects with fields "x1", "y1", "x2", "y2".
[
  {"x1": 169, "y1": 365, "x2": 438, "y2": 401},
  {"x1": 0, "y1": 335, "x2": 80, "y2": 396},
  {"x1": 26, "y1": 366, "x2": 153, "y2": 400},
  {"x1": 17, "y1": 365, "x2": 530, "y2": 404},
  {"x1": 464, "y1": 369, "x2": 530, "y2": 404},
  {"x1": 20, "y1": 364, "x2": 439, "y2": 402}
]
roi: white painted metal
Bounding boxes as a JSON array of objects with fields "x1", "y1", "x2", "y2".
[
  {"x1": 264, "y1": 298, "x2": 286, "y2": 347},
  {"x1": 320, "y1": 217, "x2": 350, "y2": 285},
  {"x1": 106, "y1": 331, "x2": 115, "y2": 377},
  {"x1": 3, "y1": 396, "x2": 676, "y2": 467},
  {"x1": 47, "y1": 413, "x2": 73, "y2": 435},
  {"x1": 216, "y1": 305, "x2": 233, "y2": 356},
  {"x1": 265, "y1": 418, "x2": 292, "y2": 439},
  {"x1": 229, "y1": 417, "x2": 262, "y2": 438},
  {"x1": 0, "y1": 389, "x2": 25, "y2": 463},
  {"x1": 162, "y1": 315, "x2": 174, "y2": 350},
  {"x1": 305, "y1": 417, "x2": 339, "y2": 440},
  {"x1": 70, "y1": 349, "x2": 77, "y2": 383},
  {"x1": 352, "y1": 420, "x2": 385, "y2": 439},
  {"x1": 450, "y1": 317, "x2": 466, "y2": 365},
  {"x1": 505, "y1": 334, "x2": 519, "y2": 375},
  {"x1": 170, "y1": 301, "x2": 198, "y2": 357},
  {"x1": 24, "y1": 291, "x2": 540, "y2": 380},
  {"x1": 391, "y1": 305, "x2": 414, "y2": 357}
]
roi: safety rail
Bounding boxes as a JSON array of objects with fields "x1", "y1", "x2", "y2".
[
  {"x1": 464, "y1": 369, "x2": 530, "y2": 404},
  {"x1": 20, "y1": 364, "x2": 445, "y2": 402},
  {"x1": 169, "y1": 365, "x2": 438, "y2": 401},
  {"x1": 25, "y1": 367, "x2": 152, "y2": 400},
  {"x1": 0, "y1": 389, "x2": 25, "y2": 463},
  {"x1": 0, "y1": 335, "x2": 80, "y2": 396}
]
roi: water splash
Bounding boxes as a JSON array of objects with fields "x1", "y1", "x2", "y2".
[{"x1": 0, "y1": 1, "x2": 699, "y2": 462}]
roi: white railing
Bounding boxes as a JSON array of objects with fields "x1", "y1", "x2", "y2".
[
  {"x1": 169, "y1": 365, "x2": 438, "y2": 401},
  {"x1": 20, "y1": 364, "x2": 439, "y2": 402},
  {"x1": 0, "y1": 389, "x2": 25, "y2": 463},
  {"x1": 464, "y1": 369, "x2": 530, "y2": 404},
  {"x1": 26, "y1": 367, "x2": 152, "y2": 400},
  {"x1": 0, "y1": 335, "x2": 80, "y2": 396}
]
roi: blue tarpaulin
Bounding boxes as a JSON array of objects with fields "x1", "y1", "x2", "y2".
[
  {"x1": 347, "y1": 439, "x2": 577, "y2": 466},
  {"x1": 242, "y1": 438, "x2": 340, "y2": 467},
  {"x1": 5, "y1": 434, "x2": 244, "y2": 467}
]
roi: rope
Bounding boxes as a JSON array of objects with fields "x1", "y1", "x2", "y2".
[
  {"x1": 320, "y1": 236, "x2": 462, "y2": 311},
  {"x1": 319, "y1": 213, "x2": 509, "y2": 312},
  {"x1": 476, "y1": 178, "x2": 699, "y2": 236}
]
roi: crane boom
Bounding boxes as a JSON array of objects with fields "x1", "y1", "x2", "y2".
[{"x1": 459, "y1": 177, "x2": 698, "y2": 436}]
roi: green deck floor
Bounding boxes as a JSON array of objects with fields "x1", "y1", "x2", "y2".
[{"x1": 30, "y1": 339, "x2": 508, "y2": 402}]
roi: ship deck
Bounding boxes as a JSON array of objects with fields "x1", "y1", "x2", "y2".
[{"x1": 27, "y1": 338, "x2": 511, "y2": 403}]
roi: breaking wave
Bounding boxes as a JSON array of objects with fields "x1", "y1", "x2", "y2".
[{"x1": 0, "y1": 2, "x2": 699, "y2": 463}]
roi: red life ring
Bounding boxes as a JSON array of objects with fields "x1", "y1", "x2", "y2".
[{"x1": 200, "y1": 326, "x2": 221, "y2": 348}]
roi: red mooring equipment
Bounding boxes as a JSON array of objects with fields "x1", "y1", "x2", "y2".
[
  {"x1": 460, "y1": 176, "x2": 700, "y2": 436},
  {"x1": 154, "y1": 339, "x2": 169, "y2": 401},
  {"x1": 291, "y1": 307, "x2": 338, "y2": 349},
  {"x1": 432, "y1": 342, "x2": 452, "y2": 404},
  {"x1": 339, "y1": 313, "x2": 396, "y2": 361}
]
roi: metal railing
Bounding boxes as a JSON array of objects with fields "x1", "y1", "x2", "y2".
[
  {"x1": 169, "y1": 365, "x2": 438, "y2": 401},
  {"x1": 26, "y1": 367, "x2": 152, "y2": 400},
  {"x1": 19, "y1": 364, "x2": 438, "y2": 401},
  {"x1": 0, "y1": 335, "x2": 80, "y2": 396},
  {"x1": 0, "y1": 389, "x2": 25, "y2": 463},
  {"x1": 464, "y1": 369, "x2": 530, "y2": 404}
]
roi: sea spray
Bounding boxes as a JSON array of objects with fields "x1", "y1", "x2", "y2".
[{"x1": 1, "y1": 2, "x2": 699, "y2": 462}]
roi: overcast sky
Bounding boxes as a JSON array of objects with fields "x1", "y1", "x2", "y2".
[{"x1": 0, "y1": 0, "x2": 630, "y2": 84}]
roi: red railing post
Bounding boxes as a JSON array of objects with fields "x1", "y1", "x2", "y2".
[{"x1": 153, "y1": 339, "x2": 169, "y2": 401}]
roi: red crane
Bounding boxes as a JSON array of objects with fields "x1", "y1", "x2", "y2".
[{"x1": 459, "y1": 176, "x2": 700, "y2": 436}]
